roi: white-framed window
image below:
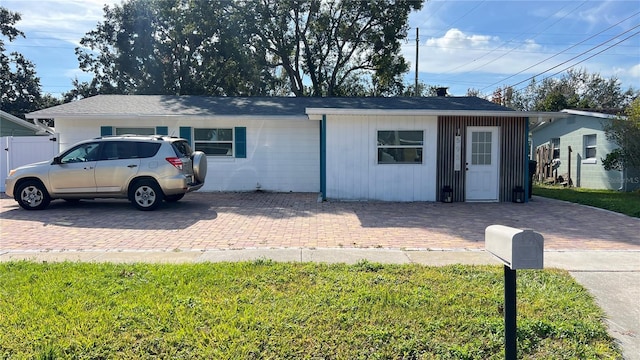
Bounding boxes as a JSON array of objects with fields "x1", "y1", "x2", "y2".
[
  {"x1": 194, "y1": 128, "x2": 233, "y2": 156},
  {"x1": 584, "y1": 134, "x2": 597, "y2": 161},
  {"x1": 470, "y1": 131, "x2": 492, "y2": 165},
  {"x1": 115, "y1": 127, "x2": 155, "y2": 135},
  {"x1": 551, "y1": 138, "x2": 560, "y2": 159},
  {"x1": 377, "y1": 130, "x2": 423, "y2": 164}
]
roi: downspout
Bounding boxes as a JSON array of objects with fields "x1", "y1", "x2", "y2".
[
  {"x1": 33, "y1": 119, "x2": 55, "y2": 135},
  {"x1": 320, "y1": 114, "x2": 327, "y2": 201}
]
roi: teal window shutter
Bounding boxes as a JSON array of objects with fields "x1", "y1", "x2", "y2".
[
  {"x1": 156, "y1": 126, "x2": 168, "y2": 135},
  {"x1": 235, "y1": 127, "x2": 246, "y2": 158},
  {"x1": 179, "y1": 127, "x2": 192, "y2": 145},
  {"x1": 100, "y1": 126, "x2": 113, "y2": 136}
]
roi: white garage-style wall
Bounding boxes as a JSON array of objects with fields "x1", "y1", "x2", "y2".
[
  {"x1": 324, "y1": 114, "x2": 438, "y2": 201},
  {"x1": 53, "y1": 116, "x2": 320, "y2": 193},
  {"x1": 200, "y1": 118, "x2": 319, "y2": 192}
]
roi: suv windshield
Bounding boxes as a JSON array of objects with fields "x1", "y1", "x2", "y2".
[{"x1": 172, "y1": 140, "x2": 193, "y2": 158}]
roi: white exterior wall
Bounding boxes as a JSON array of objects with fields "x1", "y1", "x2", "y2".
[
  {"x1": 203, "y1": 119, "x2": 319, "y2": 192},
  {"x1": 325, "y1": 115, "x2": 438, "y2": 201},
  {"x1": 54, "y1": 117, "x2": 320, "y2": 193}
]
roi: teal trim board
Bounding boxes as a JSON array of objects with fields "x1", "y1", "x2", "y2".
[
  {"x1": 320, "y1": 115, "x2": 327, "y2": 200},
  {"x1": 100, "y1": 126, "x2": 113, "y2": 136},
  {"x1": 179, "y1": 127, "x2": 192, "y2": 145},
  {"x1": 235, "y1": 127, "x2": 247, "y2": 158}
]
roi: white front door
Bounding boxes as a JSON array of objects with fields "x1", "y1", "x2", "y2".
[{"x1": 465, "y1": 126, "x2": 499, "y2": 201}]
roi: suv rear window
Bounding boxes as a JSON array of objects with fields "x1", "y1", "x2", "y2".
[
  {"x1": 137, "y1": 142, "x2": 162, "y2": 158},
  {"x1": 99, "y1": 141, "x2": 161, "y2": 160},
  {"x1": 172, "y1": 140, "x2": 193, "y2": 157}
]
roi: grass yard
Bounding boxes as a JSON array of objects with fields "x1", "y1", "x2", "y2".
[
  {"x1": 0, "y1": 261, "x2": 620, "y2": 359},
  {"x1": 533, "y1": 184, "x2": 640, "y2": 218}
]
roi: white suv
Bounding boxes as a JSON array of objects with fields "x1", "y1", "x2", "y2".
[{"x1": 5, "y1": 135, "x2": 207, "y2": 211}]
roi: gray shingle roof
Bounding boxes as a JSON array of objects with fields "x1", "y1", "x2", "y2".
[{"x1": 26, "y1": 95, "x2": 515, "y2": 118}]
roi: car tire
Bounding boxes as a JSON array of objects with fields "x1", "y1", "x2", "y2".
[
  {"x1": 16, "y1": 180, "x2": 50, "y2": 210},
  {"x1": 164, "y1": 194, "x2": 185, "y2": 202},
  {"x1": 130, "y1": 180, "x2": 163, "y2": 211},
  {"x1": 192, "y1": 151, "x2": 207, "y2": 183}
]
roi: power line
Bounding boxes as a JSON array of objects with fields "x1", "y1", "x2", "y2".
[
  {"x1": 509, "y1": 23, "x2": 640, "y2": 90},
  {"x1": 442, "y1": 1, "x2": 584, "y2": 75},
  {"x1": 518, "y1": 30, "x2": 640, "y2": 91},
  {"x1": 481, "y1": 10, "x2": 640, "y2": 91}
]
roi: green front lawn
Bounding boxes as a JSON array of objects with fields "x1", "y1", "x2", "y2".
[
  {"x1": 0, "y1": 261, "x2": 620, "y2": 359},
  {"x1": 534, "y1": 184, "x2": 640, "y2": 218}
]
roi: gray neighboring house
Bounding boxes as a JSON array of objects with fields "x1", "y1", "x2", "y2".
[
  {"x1": 26, "y1": 95, "x2": 562, "y2": 202},
  {"x1": 1, "y1": 110, "x2": 51, "y2": 136},
  {"x1": 531, "y1": 109, "x2": 639, "y2": 191}
]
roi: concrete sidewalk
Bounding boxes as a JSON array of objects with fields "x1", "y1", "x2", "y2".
[{"x1": 1, "y1": 248, "x2": 638, "y2": 360}]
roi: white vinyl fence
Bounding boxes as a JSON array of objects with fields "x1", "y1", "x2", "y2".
[{"x1": 1, "y1": 135, "x2": 59, "y2": 192}]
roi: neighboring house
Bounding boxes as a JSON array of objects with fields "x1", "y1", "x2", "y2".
[
  {"x1": 26, "y1": 95, "x2": 562, "y2": 202},
  {"x1": 531, "y1": 109, "x2": 639, "y2": 192},
  {"x1": 1, "y1": 110, "x2": 51, "y2": 137}
]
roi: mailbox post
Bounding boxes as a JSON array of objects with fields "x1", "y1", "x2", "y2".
[{"x1": 485, "y1": 225, "x2": 544, "y2": 360}]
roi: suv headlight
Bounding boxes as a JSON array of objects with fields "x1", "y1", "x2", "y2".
[{"x1": 8, "y1": 169, "x2": 17, "y2": 177}]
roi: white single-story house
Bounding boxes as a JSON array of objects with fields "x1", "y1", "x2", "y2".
[
  {"x1": 26, "y1": 95, "x2": 563, "y2": 202},
  {"x1": 531, "y1": 109, "x2": 639, "y2": 191}
]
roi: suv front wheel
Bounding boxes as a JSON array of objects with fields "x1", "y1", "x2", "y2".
[
  {"x1": 16, "y1": 180, "x2": 51, "y2": 210},
  {"x1": 130, "y1": 180, "x2": 164, "y2": 211}
]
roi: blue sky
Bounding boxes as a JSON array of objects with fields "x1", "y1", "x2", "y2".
[{"x1": 3, "y1": 0, "x2": 639, "y2": 98}]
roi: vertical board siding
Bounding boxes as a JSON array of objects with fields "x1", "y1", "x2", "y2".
[{"x1": 437, "y1": 116, "x2": 527, "y2": 202}]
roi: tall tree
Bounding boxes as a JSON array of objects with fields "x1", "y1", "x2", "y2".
[
  {"x1": 246, "y1": 0, "x2": 422, "y2": 96},
  {"x1": 602, "y1": 98, "x2": 640, "y2": 170},
  {"x1": 0, "y1": 7, "x2": 46, "y2": 117},
  {"x1": 73, "y1": 0, "x2": 274, "y2": 97},
  {"x1": 505, "y1": 69, "x2": 637, "y2": 111}
]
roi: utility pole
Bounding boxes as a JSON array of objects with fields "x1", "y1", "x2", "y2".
[{"x1": 415, "y1": 27, "x2": 419, "y2": 96}]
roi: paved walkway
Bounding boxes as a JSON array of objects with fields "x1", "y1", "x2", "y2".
[{"x1": 1, "y1": 193, "x2": 639, "y2": 251}]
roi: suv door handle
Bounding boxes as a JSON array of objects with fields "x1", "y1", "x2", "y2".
[{"x1": 127, "y1": 164, "x2": 138, "y2": 168}]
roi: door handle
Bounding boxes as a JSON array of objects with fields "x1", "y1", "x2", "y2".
[{"x1": 127, "y1": 164, "x2": 138, "y2": 168}]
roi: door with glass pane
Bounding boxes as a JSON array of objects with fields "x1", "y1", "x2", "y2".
[{"x1": 465, "y1": 126, "x2": 499, "y2": 201}]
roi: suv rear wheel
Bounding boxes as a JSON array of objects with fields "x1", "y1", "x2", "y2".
[
  {"x1": 130, "y1": 180, "x2": 163, "y2": 211},
  {"x1": 16, "y1": 180, "x2": 50, "y2": 210}
]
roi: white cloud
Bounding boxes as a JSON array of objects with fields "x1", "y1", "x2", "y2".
[
  {"x1": 6, "y1": 0, "x2": 122, "y2": 42},
  {"x1": 405, "y1": 28, "x2": 548, "y2": 76},
  {"x1": 425, "y1": 28, "x2": 494, "y2": 53}
]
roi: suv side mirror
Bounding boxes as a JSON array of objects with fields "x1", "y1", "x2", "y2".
[{"x1": 52, "y1": 156, "x2": 62, "y2": 165}]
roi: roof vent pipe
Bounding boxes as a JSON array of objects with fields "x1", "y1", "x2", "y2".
[{"x1": 436, "y1": 87, "x2": 448, "y2": 97}]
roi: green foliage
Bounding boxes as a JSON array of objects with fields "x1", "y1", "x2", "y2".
[
  {"x1": 70, "y1": 0, "x2": 422, "y2": 98},
  {"x1": 72, "y1": 0, "x2": 274, "y2": 98},
  {"x1": 602, "y1": 98, "x2": 640, "y2": 169},
  {"x1": 534, "y1": 184, "x2": 640, "y2": 217},
  {"x1": 506, "y1": 68, "x2": 638, "y2": 111},
  {"x1": 0, "y1": 6, "x2": 46, "y2": 117},
  {"x1": 601, "y1": 148, "x2": 624, "y2": 171},
  {"x1": 0, "y1": 262, "x2": 620, "y2": 359}
]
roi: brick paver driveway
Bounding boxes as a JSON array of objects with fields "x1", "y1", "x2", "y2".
[{"x1": 1, "y1": 192, "x2": 639, "y2": 251}]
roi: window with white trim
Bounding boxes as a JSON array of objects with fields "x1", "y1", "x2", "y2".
[
  {"x1": 115, "y1": 127, "x2": 155, "y2": 135},
  {"x1": 194, "y1": 128, "x2": 233, "y2": 156},
  {"x1": 584, "y1": 134, "x2": 597, "y2": 159},
  {"x1": 377, "y1": 130, "x2": 423, "y2": 164},
  {"x1": 551, "y1": 138, "x2": 560, "y2": 159}
]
